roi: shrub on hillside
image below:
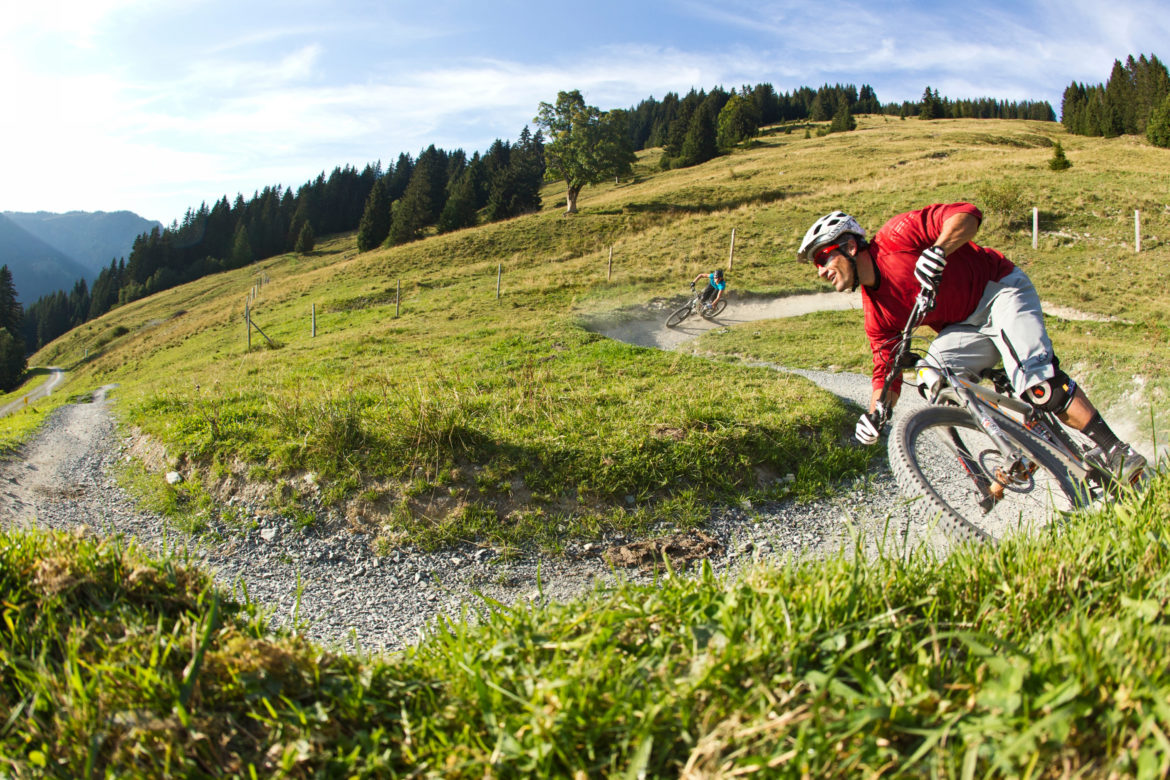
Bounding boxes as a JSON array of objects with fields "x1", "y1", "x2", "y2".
[{"x1": 974, "y1": 179, "x2": 1026, "y2": 226}]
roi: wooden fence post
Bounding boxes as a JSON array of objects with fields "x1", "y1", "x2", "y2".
[
  {"x1": 312, "y1": 303, "x2": 316, "y2": 338},
  {"x1": 1136, "y1": 210, "x2": 1142, "y2": 253},
  {"x1": 1032, "y1": 208, "x2": 1038, "y2": 250},
  {"x1": 496, "y1": 263, "x2": 502, "y2": 299},
  {"x1": 728, "y1": 227, "x2": 736, "y2": 269},
  {"x1": 245, "y1": 301, "x2": 251, "y2": 350},
  {"x1": 608, "y1": 246, "x2": 613, "y2": 281}
]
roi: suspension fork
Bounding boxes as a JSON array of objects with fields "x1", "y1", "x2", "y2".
[{"x1": 946, "y1": 383, "x2": 1038, "y2": 505}]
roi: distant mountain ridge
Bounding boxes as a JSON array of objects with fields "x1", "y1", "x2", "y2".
[{"x1": 0, "y1": 210, "x2": 160, "y2": 304}]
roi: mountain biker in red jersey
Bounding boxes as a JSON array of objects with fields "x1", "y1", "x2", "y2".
[
  {"x1": 691, "y1": 269, "x2": 726, "y2": 313},
  {"x1": 797, "y1": 202, "x2": 1146, "y2": 484}
]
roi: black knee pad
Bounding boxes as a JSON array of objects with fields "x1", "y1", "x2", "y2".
[{"x1": 1024, "y1": 370, "x2": 1077, "y2": 414}]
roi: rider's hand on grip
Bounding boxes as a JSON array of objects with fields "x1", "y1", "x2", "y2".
[
  {"x1": 914, "y1": 246, "x2": 947, "y2": 293},
  {"x1": 855, "y1": 404, "x2": 889, "y2": 446}
]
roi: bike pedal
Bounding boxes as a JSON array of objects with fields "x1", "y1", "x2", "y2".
[{"x1": 988, "y1": 480, "x2": 1005, "y2": 502}]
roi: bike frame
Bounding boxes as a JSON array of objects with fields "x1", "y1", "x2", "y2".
[
  {"x1": 879, "y1": 291, "x2": 1098, "y2": 502},
  {"x1": 930, "y1": 372, "x2": 1092, "y2": 483},
  {"x1": 671, "y1": 289, "x2": 722, "y2": 320}
]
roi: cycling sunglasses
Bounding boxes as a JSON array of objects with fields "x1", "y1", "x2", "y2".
[{"x1": 812, "y1": 243, "x2": 843, "y2": 266}]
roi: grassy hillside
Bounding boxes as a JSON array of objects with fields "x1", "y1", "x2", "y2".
[
  {"x1": 10, "y1": 116, "x2": 1170, "y2": 551},
  {"x1": 4, "y1": 116, "x2": 1170, "y2": 776}
]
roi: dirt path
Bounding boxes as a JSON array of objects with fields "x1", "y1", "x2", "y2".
[
  {"x1": 0, "y1": 367, "x2": 65, "y2": 419},
  {"x1": 0, "y1": 385, "x2": 155, "y2": 535},
  {"x1": 584, "y1": 291, "x2": 863, "y2": 349}
]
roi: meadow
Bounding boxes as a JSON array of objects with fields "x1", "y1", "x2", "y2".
[
  {"x1": 3, "y1": 115, "x2": 1170, "y2": 775},
  {"x1": 11, "y1": 115, "x2": 1170, "y2": 546}
]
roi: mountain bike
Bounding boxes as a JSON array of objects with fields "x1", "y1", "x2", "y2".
[
  {"x1": 878, "y1": 290, "x2": 1135, "y2": 544},
  {"x1": 665, "y1": 289, "x2": 727, "y2": 328}
]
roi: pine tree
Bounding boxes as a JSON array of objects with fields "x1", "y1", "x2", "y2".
[
  {"x1": 0, "y1": 266, "x2": 22, "y2": 335},
  {"x1": 294, "y1": 221, "x2": 315, "y2": 253},
  {"x1": 919, "y1": 87, "x2": 943, "y2": 120},
  {"x1": 857, "y1": 85, "x2": 881, "y2": 114},
  {"x1": 415, "y1": 145, "x2": 450, "y2": 225},
  {"x1": 229, "y1": 222, "x2": 253, "y2": 268},
  {"x1": 1048, "y1": 141, "x2": 1072, "y2": 171},
  {"x1": 1147, "y1": 94, "x2": 1170, "y2": 148},
  {"x1": 356, "y1": 177, "x2": 392, "y2": 251},
  {"x1": 679, "y1": 108, "x2": 717, "y2": 167},
  {"x1": 0, "y1": 329, "x2": 26, "y2": 392},
  {"x1": 1101, "y1": 59, "x2": 1132, "y2": 136},
  {"x1": 829, "y1": 100, "x2": 857, "y2": 133},
  {"x1": 388, "y1": 155, "x2": 436, "y2": 244},
  {"x1": 437, "y1": 170, "x2": 479, "y2": 233},
  {"x1": 809, "y1": 92, "x2": 831, "y2": 121}
]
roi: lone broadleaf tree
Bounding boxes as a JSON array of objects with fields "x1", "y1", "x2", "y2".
[{"x1": 535, "y1": 90, "x2": 635, "y2": 214}]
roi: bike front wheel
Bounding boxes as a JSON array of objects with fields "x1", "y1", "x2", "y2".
[
  {"x1": 890, "y1": 405, "x2": 1085, "y2": 544},
  {"x1": 665, "y1": 304, "x2": 692, "y2": 328},
  {"x1": 702, "y1": 299, "x2": 727, "y2": 318}
]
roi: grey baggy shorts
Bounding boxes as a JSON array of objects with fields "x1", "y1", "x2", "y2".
[{"x1": 925, "y1": 267, "x2": 1056, "y2": 395}]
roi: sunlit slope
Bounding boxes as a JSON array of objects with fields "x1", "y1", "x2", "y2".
[{"x1": 28, "y1": 116, "x2": 1170, "y2": 545}]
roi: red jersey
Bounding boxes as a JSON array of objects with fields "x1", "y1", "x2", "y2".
[{"x1": 863, "y1": 203, "x2": 1015, "y2": 392}]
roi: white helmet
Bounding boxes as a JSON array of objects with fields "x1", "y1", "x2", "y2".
[{"x1": 797, "y1": 211, "x2": 866, "y2": 263}]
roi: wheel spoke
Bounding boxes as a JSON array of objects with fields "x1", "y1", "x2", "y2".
[{"x1": 892, "y1": 406, "x2": 1082, "y2": 543}]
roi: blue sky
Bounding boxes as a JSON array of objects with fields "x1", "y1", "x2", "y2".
[{"x1": 2, "y1": 0, "x2": 1167, "y2": 225}]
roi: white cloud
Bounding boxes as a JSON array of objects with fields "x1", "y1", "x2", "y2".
[
  {"x1": 5, "y1": 0, "x2": 1170, "y2": 222},
  {"x1": 3, "y1": 0, "x2": 155, "y2": 48}
]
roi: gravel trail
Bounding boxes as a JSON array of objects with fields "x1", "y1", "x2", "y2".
[{"x1": 1, "y1": 295, "x2": 932, "y2": 653}]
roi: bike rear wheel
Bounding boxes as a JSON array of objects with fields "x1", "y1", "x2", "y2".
[
  {"x1": 702, "y1": 299, "x2": 727, "y2": 318},
  {"x1": 890, "y1": 405, "x2": 1085, "y2": 544},
  {"x1": 665, "y1": 304, "x2": 692, "y2": 328}
]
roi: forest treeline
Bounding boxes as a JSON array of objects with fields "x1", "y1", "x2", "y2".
[
  {"x1": 17, "y1": 78, "x2": 1060, "y2": 358},
  {"x1": 627, "y1": 83, "x2": 1054, "y2": 167},
  {"x1": 1061, "y1": 53, "x2": 1170, "y2": 146}
]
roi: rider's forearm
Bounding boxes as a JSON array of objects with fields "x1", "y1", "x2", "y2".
[
  {"x1": 932, "y1": 212, "x2": 980, "y2": 256},
  {"x1": 871, "y1": 387, "x2": 898, "y2": 412}
]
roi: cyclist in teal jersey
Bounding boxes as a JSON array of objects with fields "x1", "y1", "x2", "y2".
[{"x1": 691, "y1": 269, "x2": 726, "y2": 312}]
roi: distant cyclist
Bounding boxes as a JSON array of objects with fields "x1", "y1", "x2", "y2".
[
  {"x1": 797, "y1": 202, "x2": 1145, "y2": 484},
  {"x1": 691, "y1": 269, "x2": 726, "y2": 313}
]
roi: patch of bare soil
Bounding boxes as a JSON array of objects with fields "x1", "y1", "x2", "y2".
[{"x1": 603, "y1": 529, "x2": 723, "y2": 572}]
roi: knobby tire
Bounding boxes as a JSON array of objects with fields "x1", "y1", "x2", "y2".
[
  {"x1": 703, "y1": 299, "x2": 727, "y2": 318},
  {"x1": 890, "y1": 405, "x2": 1086, "y2": 544},
  {"x1": 665, "y1": 304, "x2": 692, "y2": 328}
]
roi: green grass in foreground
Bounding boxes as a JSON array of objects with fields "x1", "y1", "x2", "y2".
[{"x1": 5, "y1": 472, "x2": 1170, "y2": 777}]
